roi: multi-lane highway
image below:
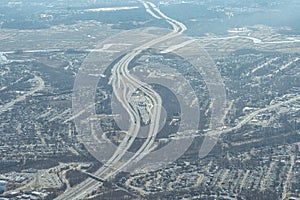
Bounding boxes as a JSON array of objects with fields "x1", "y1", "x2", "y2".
[
  {"x1": 87, "y1": 0, "x2": 185, "y2": 180},
  {"x1": 56, "y1": 1, "x2": 187, "y2": 199},
  {"x1": 95, "y1": 0, "x2": 188, "y2": 179},
  {"x1": 56, "y1": 1, "x2": 300, "y2": 199}
]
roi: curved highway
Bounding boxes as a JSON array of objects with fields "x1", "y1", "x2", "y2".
[
  {"x1": 56, "y1": 1, "x2": 187, "y2": 199},
  {"x1": 92, "y1": 0, "x2": 184, "y2": 180}
]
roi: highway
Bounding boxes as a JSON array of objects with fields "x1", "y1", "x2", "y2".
[
  {"x1": 56, "y1": 1, "x2": 187, "y2": 199},
  {"x1": 142, "y1": 1, "x2": 161, "y2": 19},
  {"x1": 94, "y1": 0, "x2": 188, "y2": 179},
  {"x1": 146, "y1": 1, "x2": 187, "y2": 33},
  {"x1": 85, "y1": 0, "x2": 183, "y2": 180},
  {"x1": 56, "y1": 1, "x2": 300, "y2": 198}
]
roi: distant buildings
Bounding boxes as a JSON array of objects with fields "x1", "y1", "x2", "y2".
[{"x1": 0, "y1": 180, "x2": 7, "y2": 193}]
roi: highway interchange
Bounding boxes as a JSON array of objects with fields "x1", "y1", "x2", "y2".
[
  {"x1": 55, "y1": 1, "x2": 187, "y2": 199},
  {"x1": 55, "y1": 1, "x2": 300, "y2": 199},
  {"x1": 94, "y1": 1, "x2": 188, "y2": 179}
]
